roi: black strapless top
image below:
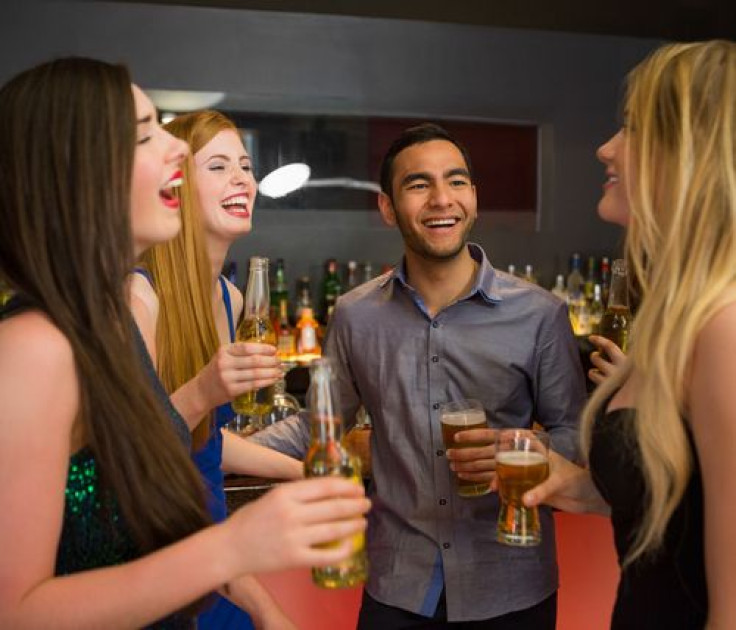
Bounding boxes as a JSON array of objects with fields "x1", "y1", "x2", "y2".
[{"x1": 590, "y1": 407, "x2": 707, "y2": 629}]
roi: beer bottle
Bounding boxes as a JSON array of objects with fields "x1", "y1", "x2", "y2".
[
  {"x1": 598, "y1": 258, "x2": 632, "y2": 352},
  {"x1": 232, "y1": 257, "x2": 276, "y2": 416},
  {"x1": 304, "y1": 357, "x2": 368, "y2": 588}
]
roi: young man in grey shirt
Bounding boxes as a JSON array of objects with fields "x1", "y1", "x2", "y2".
[{"x1": 250, "y1": 123, "x2": 586, "y2": 628}]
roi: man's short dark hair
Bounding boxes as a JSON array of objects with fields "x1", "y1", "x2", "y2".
[{"x1": 378, "y1": 123, "x2": 474, "y2": 200}]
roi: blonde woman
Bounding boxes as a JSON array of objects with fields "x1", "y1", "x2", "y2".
[
  {"x1": 524, "y1": 40, "x2": 736, "y2": 628},
  {"x1": 131, "y1": 111, "x2": 302, "y2": 629}
]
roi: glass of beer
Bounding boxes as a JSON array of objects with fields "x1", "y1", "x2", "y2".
[
  {"x1": 439, "y1": 399, "x2": 491, "y2": 498},
  {"x1": 496, "y1": 429, "x2": 550, "y2": 546}
]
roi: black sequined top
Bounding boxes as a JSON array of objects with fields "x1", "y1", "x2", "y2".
[{"x1": 2, "y1": 295, "x2": 195, "y2": 629}]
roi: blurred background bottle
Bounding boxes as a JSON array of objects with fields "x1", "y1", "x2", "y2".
[
  {"x1": 296, "y1": 306, "x2": 321, "y2": 356},
  {"x1": 566, "y1": 253, "x2": 584, "y2": 296},
  {"x1": 270, "y1": 258, "x2": 290, "y2": 325},
  {"x1": 321, "y1": 258, "x2": 342, "y2": 325},
  {"x1": 345, "y1": 260, "x2": 359, "y2": 292},
  {"x1": 550, "y1": 274, "x2": 568, "y2": 302},
  {"x1": 275, "y1": 299, "x2": 295, "y2": 358},
  {"x1": 233, "y1": 257, "x2": 276, "y2": 416},
  {"x1": 523, "y1": 264, "x2": 538, "y2": 285},
  {"x1": 566, "y1": 253, "x2": 590, "y2": 335},
  {"x1": 600, "y1": 256, "x2": 611, "y2": 305},
  {"x1": 294, "y1": 275, "x2": 313, "y2": 323},
  {"x1": 598, "y1": 258, "x2": 631, "y2": 352},
  {"x1": 304, "y1": 357, "x2": 367, "y2": 589},
  {"x1": 589, "y1": 283, "x2": 605, "y2": 333},
  {"x1": 361, "y1": 262, "x2": 374, "y2": 285},
  {"x1": 583, "y1": 255, "x2": 598, "y2": 303}
]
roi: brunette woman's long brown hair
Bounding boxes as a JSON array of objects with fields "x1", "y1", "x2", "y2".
[{"x1": 0, "y1": 58, "x2": 210, "y2": 552}]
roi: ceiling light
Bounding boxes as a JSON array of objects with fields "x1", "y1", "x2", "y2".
[{"x1": 259, "y1": 163, "x2": 311, "y2": 198}]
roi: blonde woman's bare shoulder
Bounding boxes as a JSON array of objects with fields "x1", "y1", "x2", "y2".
[{"x1": 689, "y1": 298, "x2": 736, "y2": 416}]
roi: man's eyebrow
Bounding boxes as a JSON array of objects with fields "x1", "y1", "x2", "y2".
[
  {"x1": 400, "y1": 172, "x2": 431, "y2": 187},
  {"x1": 446, "y1": 167, "x2": 471, "y2": 179}
]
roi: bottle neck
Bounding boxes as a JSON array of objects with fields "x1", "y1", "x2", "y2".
[
  {"x1": 607, "y1": 272, "x2": 630, "y2": 309},
  {"x1": 245, "y1": 266, "x2": 270, "y2": 318},
  {"x1": 309, "y1": 362, "x2": 342, "y2": 442}
]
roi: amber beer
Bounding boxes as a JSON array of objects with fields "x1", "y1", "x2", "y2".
[
  {"x1": 496, "y1": 451, "x2": 549, "y2": 505},
  {"x1": 496, "y1": 430, "x2": 549, "y2": 546},
  {"x1": 439, "y1": 400, "x2": 490, "y2": 497}
]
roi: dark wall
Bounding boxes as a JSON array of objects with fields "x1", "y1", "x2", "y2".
[{"x1": 3, "y1": 1, "x2": 658, "y2": 292}]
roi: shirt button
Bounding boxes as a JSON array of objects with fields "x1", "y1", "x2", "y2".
[
  {"x1": 436, "y1": 449, "x2": 444, "y2": 456},
  {"x1": 433, "y1": 403, "x2": 440, "y2": 410},
  {"x1": 439, "y1": 498, "x2": 447, "y2": 506},
  {"x1": 432, "y1": 321, "x2": 440, "y2": 328},
  {"x1": 443, "y1": 542, "x2": 451, "y2": 549},
  {"x1": 431, "y1": 355, "x2": 439, "y2": 363}
]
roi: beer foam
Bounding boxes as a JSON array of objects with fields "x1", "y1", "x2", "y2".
[
  {"x1": 496, "y1": 451, "x2": 547, "y2": 466},
  {"x1": 440, "y1": 410, "x2": 486, "y2": 427}
]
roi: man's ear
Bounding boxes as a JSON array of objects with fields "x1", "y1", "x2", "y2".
[{"x1": 378, "y1": 191, "x2": 397, "y2": 227}]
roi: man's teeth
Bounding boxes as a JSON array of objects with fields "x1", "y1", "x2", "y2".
[{"x1": 425, "y1": 218, "x2": 458, "y2": 227}]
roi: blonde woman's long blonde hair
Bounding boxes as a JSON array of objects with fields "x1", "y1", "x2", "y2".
[
  {"x1": 142, "y1": 111, "x2": 240, "y2": 450},
  {"x1": 581, "y1": 40, "x2": 736, "y2": 565}
]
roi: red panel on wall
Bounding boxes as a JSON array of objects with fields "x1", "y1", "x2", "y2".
[{"x1": 368, "y1": 117, "x2": 537, "y2": 212}]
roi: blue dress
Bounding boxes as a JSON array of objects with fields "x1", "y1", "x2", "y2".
[{"x1": 193, "y1": 276, "x2": 256, "y2": 630}]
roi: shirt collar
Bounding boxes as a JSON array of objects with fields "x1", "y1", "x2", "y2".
[{"x1": 380, "y1": 243, "x2": 503, "y2": 304}]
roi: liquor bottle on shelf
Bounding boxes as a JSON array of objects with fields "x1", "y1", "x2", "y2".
[
  {"x1": 232, "y1": 257, "x2": 276, "y2": 416},
  {"x1": 294, "y1": 276, "x2": 313, "y2": 323},
  {"x1": 361, "y1": 262, "x2": 374, "y2": 284},
  {"x1": 304, "y1": 357, "x2": 368, "y2": 589},
  {"x1": 583, "y1": 256, "x2": 598, "y2": 302},
  {"x1": 589, "y1": 283, "x2": 605, "y2": 333},
  {"x1": 566, "y1": 253, "x2": 590, "y2": 336},
  {"x1": 275, "y1": 299, "x2": 295, "y2": 358},
  {"x1": 550, "y1": 274, "x2": 568, "y2": 302},
  {"x1": 523, "y1": 264, "x2": 538, "y2": 285},
  {"x1": 600, "y1": 256, "x2": 611, "y2": 305},
  {"x1": 270, "y1": 258, "x2": 289, "y2": 324},
  {"x1": 507, "y1": 264, "x2": 517, "y2": 277},
  {"x1": 345, "y1": 260, "x2": 360, "y2": 291},
  {"x1": 321, "y1": 258, "x2": 342, "y2": 325},
  {"x1": 566, "y1": 253, "x2": 584, "y2": 296},
  {"x1": 598, "y1": 258, "x2": 632, "y2": 352},
  {"x1": 296, "y1": 307, "x2": 321, "y2": 356}
]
